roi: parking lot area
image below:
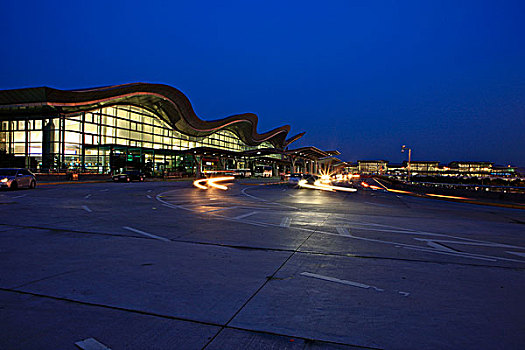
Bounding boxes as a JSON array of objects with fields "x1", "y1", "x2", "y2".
[{"x1": 1, "y1": 180, "x2": 525, "y2": 349}]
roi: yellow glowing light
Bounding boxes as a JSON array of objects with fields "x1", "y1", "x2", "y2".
[
  {"x1": 360, "y1": 181, "x2": 370, "y2": 188},
  {"x1": 386, "y1": 189, "x2": 412, "y2": 194},
  {"x1": 193, "y1": 176, "x2": 235, "y2": 190},
  {"x1": 193, "y1": 178, "x2": 208, "y2": 189},
  {"x1": 298, "y1": 179, "x2": 356, "y2": 192},
  {"x1": 208, "y1": 176, "x2": 235, "y2": 190},
  {"x1": 425, "y1": 193, "x2": 469, "y2": 200},
  {"x1": 369, "y1": 185, "x2": 381, "y2": 190}
]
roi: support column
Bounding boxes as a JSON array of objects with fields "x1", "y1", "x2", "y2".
[{"x1": 81, "y1": 112, "x2": 85, "y2": 171}]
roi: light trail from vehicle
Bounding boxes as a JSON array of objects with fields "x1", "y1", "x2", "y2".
[
  {"x1": 299, "y1": 179, "x2": 357, "y2": 192},
  {"x1": 425, "y1": 193, "x2": 469, "y2": 200},
  {"x1": 193, "y1": 176, "x2": 235, "y2": 190}
]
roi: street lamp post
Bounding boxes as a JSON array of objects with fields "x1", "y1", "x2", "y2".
[{"x1": 401, "y1": 145, "x2": 411, "y2": 182}]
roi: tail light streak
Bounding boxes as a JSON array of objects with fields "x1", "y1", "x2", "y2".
[{"x1": 193, "y1": 176, "x2": 235, "y2": 190}]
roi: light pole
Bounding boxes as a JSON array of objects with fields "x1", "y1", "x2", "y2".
[{"x1": 401, "y1": 145, "x2": 411, "y2": 182}]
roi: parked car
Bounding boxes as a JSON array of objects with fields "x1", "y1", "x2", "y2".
[
  {"x1": 288, "y1": 173, "x2": 304, "y2": 186},
  {"x1": 0, "y1": 168, "x2": 37, "y2": 190},
  {"x1": 112, "y1": 170, "x2": 145, "y2": 182}
]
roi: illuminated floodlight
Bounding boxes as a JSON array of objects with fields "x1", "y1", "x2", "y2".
[{"x1": 193, "y1": 176, "x2": 235, "y2": 190}]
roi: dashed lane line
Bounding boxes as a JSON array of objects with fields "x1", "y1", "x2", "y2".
[
  {"x1": 507, "y1": 251, "x2": 525, "y2": 258},
  {"x1": 75, "y1": 337, "x2": 112, "y2": 350},
  {"x1": 155, "y1": 189, "x2": 525, "y2": 264},
  {"x1": 280, "y1": 217, "x2": 292, "y2": 227},
  {"x1": 122, "y1": 226, "x2": 170, "y2": 242},
  {"x1": 336, "y1": 227, "x2": 351, "y2": 237},
  {"x1": 300, "y1": 272, "x2": 385, "y2": 292},
  {"x1": 81, "y1": 205, "x2": 92, "y2": 213},
  {"x1": 426, "y1": 241, "x2": 458, "y2": 253},
  {"x1": 233, "y1": 211, "x2": 258, "y2": 220}
]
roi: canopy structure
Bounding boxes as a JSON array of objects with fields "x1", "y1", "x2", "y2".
[{"x1": 0, "y1": 83, "x2": 291, "y2": 149}]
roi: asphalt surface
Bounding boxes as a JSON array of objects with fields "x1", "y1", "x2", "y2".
[{"x1": 1, "y1": 180, "x2": 524, "y2": 349}]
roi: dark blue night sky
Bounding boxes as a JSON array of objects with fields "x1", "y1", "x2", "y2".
[{"x1": 1, "y1": 0, "x2": 524, "y2": 165}]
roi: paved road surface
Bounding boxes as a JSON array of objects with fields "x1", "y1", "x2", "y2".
[{"x1": 1, "y1": 180, "x2": 524, "y2": 349}]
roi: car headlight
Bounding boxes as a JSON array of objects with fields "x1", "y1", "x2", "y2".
[{"x1": 1, "y1": 178, "x2": 8, "y2": 183}]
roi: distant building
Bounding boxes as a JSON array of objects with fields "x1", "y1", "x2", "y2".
[
  {"x1": 403, "y1": 161, "x2": 441, "y2": 176},
  {"x1": 448, "y1": 161, "x2": 493, "y2": 177},
  {"x1": 357, "y1": 160, "x2": 388, "y2": 175}
]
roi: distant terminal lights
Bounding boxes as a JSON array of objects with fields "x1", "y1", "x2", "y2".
[{"x1": 344, "y1": 160, "x2": 519, "y2": 178}]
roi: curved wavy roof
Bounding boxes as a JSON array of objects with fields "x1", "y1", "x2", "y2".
[{"x1": 0, "y1": 82, "x2": 291, "y2": 148}]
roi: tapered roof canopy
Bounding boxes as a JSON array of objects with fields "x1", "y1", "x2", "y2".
[{"x1": 0, "y1": 83, "x2": 292, "y2": 148}]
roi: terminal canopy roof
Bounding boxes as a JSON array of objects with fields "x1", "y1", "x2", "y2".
[
  {"x1": 0, "y1": 83, "x2": 293, "y2": 149},
  {"x1": 285, "y1": 146, "x2": 337, "y2": 160}
]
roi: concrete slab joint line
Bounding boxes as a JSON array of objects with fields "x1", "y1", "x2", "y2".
[{"x1": 75, "y1": 337, "x2": 111, "y2": 350}]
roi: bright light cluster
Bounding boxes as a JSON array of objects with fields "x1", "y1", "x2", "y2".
[
  {"x1": 193, "y1": 176, "x2": 235, "y2": 190},
  {"x1": 299, "y1": 179, "x2": 357, "y2": 193}
]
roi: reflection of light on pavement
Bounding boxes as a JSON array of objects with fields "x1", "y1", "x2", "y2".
[{"x1": 193, "y1": 176, "x2": 235, "y2": 190}]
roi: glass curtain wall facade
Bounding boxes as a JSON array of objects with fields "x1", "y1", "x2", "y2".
[{"x1": 0, "y1": 105, "x2": 279, "y2": 174}]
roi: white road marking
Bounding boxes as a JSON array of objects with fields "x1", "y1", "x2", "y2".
[
  {"x1": 401, "y1": 246, "x2": 497, "y2": 261},
  {"x1": 336, "y1": 226, "x2": 351, "y2": 237},
  {"x1": 75, "y1": 337, "x2": 111, "y2": 350},
  {"x1": 398, "y1": 291, "x2": 410, "y2": 297},
  {"x1": 280, "y1": 217, "x2": 292, "y2": 227},
  {"x1": 364, "y1": 202, "x2": 391, "y2": 207},
  {"x1": 81, "y1": 205, "x2": 92, "y2": 213},
  {"x1": 426, "y1": 241, "x2": 458, "y2": 253},
  {"x1": 123, "y1": 226, "x2": 170, "y2": 242},
  {"x1": 506, "y1": 251, "x2": 525, "y2": 258},
  {"x1": 301, "y1": 272, "x2": 384, "y2": 292},
  {"x1": 155, "y1": 188, "x2": 525, "y2": 264},
  {"x1": 413, "y1": 238, "x2": 522, "y2": 249},
  {"x1": 13, "y1": 194, "x2": 27, "y2": 199},
  {"x1": 146, "y1": 195, "x2": 152, "y2": 199},
  {"x1": 233, "y1": 211, "x2": 258, "y2": 220},
  {"x1": 84, "y1": 194, "x2": 92, "y2": 199},
  {"x1": 147, "y1": 189, "x2": 153, "y2": 193},
  {"x1": 241, "y1": 187, "x2": 298, "y2": 209}
]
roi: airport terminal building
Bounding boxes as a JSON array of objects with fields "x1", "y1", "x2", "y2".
[{"x1": 0, "y1": 83, "x2": 311, "y2": 176}]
